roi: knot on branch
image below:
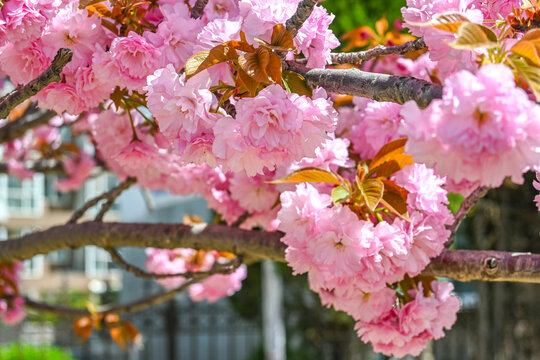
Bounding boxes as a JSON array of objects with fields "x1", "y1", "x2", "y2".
[{"x1": 483, "y1": 257, "x2": 499, "y2": 275}]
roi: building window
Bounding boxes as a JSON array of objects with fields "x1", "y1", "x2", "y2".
[
  {"x1": 85, "y1": 246, "x2": 114, "y2": 278},
  {"x1": 0, "y1": 174, "x2": 44, "y2": 218}
]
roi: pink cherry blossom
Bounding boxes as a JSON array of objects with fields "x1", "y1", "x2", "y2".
[
  {"x1": 188, "y1": 264, "x2": 247, "y2": 303},
  {"x1": 7, "y1": 159, "x2": 34, "y2": 181},
  {"x1": 55, "y1": 151, "x2": 96, "y2": 192},
  {"x1": 213, "y1": 85, "x2": 336, "y2": 176},
  {"x1": 400, "y1": 64, "x2": 540, "y2": 195},
  {"x1": 96, "y1": 32, "x2": 161, "y2": 92},
  {"x1": 0, "y1": 41, "x2": 50, "y2": 85},
  {"x1": 0, "y1": 0, "x2": 47, "y2": 49},
  {"x1": 34, "y1": 82, "x2": 87, "y2": 115}
]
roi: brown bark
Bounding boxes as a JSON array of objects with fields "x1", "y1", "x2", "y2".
[
  {"x1": 285, "y1": 61, "x2": 442, "y2": 108},
  {"x1": 0, "y1": 48, "x2": 72, "y2": 119},
  {"x1": 329, "y1": 38, "x2": 427, "y2": 65},
  {"x1": 0, "y1": 222, "x2": 539, "y2": 283}
]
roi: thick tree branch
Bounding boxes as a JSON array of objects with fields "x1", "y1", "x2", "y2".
[
  {"x1": 190, "y1": 0, "x2": 209, "y2": 19},
  {"x1": 0, "y1": 108, "x2": 56, "y2": 144},
  {"x1": 423, "y1": 250, "x2": 540, "y2": 283},
  {"x1": 0, "y1": 222, "x2": 539, "y2": 283},
  {"x1": 286, "y1": 0, "x2": 318, "y2": 37},
  {"x1": 0, "y1": 48, "x2": 73, "y2": 119},
  {"x1": 329, "y1": 38, "x2": 427, "y2": 65},
  {"x1": 285, "y1": 61, "x2": 442, "y2": 108},
  {"x1": 0, "y1": 222, "x2": 285, "y2": 264}
]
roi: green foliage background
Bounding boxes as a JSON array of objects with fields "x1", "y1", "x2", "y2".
[
  {"x1": 0, "y1": 343, "x2": 76, "y2": 360},
  {"x1": 322, "y1": 0, "x2": 406, "y2": 40}
]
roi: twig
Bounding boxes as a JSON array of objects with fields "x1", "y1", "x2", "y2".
[
  {"x1": 23, "y1": 256, "x2": 242, "y2": 317},
  {"x1": 285, "y1": 0, "x2": 318, "y2": 37},
  {"x1": 190, "y1": 0, "x2": 209, "y2": 19},
  {"x1": 68, "y1": 177, "x2": 137, "y2": 224},
  {"x1": 285, "y1": 61, "x2": 442, "y2": 108},
  {"x1": 94, "y1": 177, "x2": 137, "y2": 221},
  {"x1": 449, "y1": 186, "x2": 490, "y2": 240},
  {"x1": 1, "y1": 222, "x2": 539, "y2": 283},
  {"x1": 0, "y1": 48, "x2": 73, "y2": 119},
  {"x1": 24, "y1": 279, "x2": 200, "y2": 318},
  {"x1": 0, "y1": 160, "x2": 64, "y2": 174},
  {"x1": 329, "y1": 38, "x2": 427, "y2": 65},
  {"x1": 0, "y1": 108, "x2": 56, "y2": 144},
  {"x1": 231, "y1": 211, "x2": 251, "y2": 228},
  {"x1": 105, "y1": 247, "x2": 242, "y2": 279}
]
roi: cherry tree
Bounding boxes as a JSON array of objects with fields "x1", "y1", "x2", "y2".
[{"x1": 0, "y1": 0, "x2": 540, "y2": 356}]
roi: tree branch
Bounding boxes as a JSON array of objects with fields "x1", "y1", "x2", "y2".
[
  {"x1": 422, "y1": 250, "x2": 540, "y2": 283},
  {"x1": 0, "y1": 48, "x2": 73, "y2": 119},
  {"x1": 94, "y1": 177, "x2": 137, "y2": 221},
  {"x1": 0, "y1": 108, "x2": 56, "y2": 144},
  {"x1": 190, "y1": 0, "x2": 209, "y2": 19},
  {"x1": 285, "y1": 61, "x2": 442, "y2": 108},
  {"x1": 329, "y1": 38, "x2": 427, "y2": 65},
  {"x1": 0, "y1": 222, "x2": 539, "y2": 283},
  {"x1": 23, "y1": 256, "x2": 242, "y2": 317},
  {"x1": 105, "y1": 247, "x2": 241, "y2": 279},
  {"x1": 449, "y1": 186, "x2": 490, "y2": 240},
  {"x1": 68, "y1": 177, "x2": 137, "y2": 224},
  {"x1": 24, "y1": 278, "x2": 200, "y2": 318},
  {"x1": 0, "y1": 160, "x2": 64, "y2": 174},
  {"x1": 286, "y1": 0, "x2": 318, "y2": 37}
]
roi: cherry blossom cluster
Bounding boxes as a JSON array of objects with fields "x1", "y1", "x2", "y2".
[
  {"x1": 0, "y1": 263, "x2": 25, "y2": 325},
  {"x1": 145, "y1": 248, "x2": 247, "y2": 303},
  {"x1": 277, "y1": 162, "x2": 459, "y2": 357}
]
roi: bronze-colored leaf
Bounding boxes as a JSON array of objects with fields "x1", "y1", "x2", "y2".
[
  {"x1": 449, "y1": 22, "x2": 498, "y2": 50},
  {"x1": 381, "y1": 179, "x2": 410, "y2": 221},
  {"x1": 185, "y1": 45, "x2": 238, "y2": 79},
  {"x1": 224, "y1": 39, "x2": 256, "y2": 53},
  {"x1": 406, "y1": 12, "x2": 470, "y2": 33},
  {"x1": 267, "y1": 52, "x2": 282, "y2": 85},
  {"x1": 511, "y1": 39, "x2": 540, "y2": 67},
  {"x1": 86, "y1": 3, "x2": 112, "y2": 17},
  {"x1": 238, "y1": 47, "x2": 271, "y2": 83},
  {"x1": 73, "y1": 316, "x2": 93, "y2": 341},
  {"x1": 359, "y1": 178, "x2": 384, "y2": 211},
  {"x1": 110, "y1": 322, "x2": 142, "y2": 350},
  {"x1": 369, "y1": 138, "x2": 408, "y2": 171},
  {"x1": 270, "y1": 24, "x2": 295, "y2": 51},
  {"x1": 236, "y1": 67, "x2": 260, "y2": 96},
  {"x1": 271, "y1": 167, "x2": 341, "y2": 185},
  {"x1": 373, "y1": 154, "x2": 414, "y2": 178}
]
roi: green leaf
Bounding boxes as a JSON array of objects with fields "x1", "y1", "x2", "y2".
[
  {"x1": 359, "y1": 179, "x2": 384, "y2": 211},
  {"x1": 332, "y1": 185, "x2": 350, "y2": 205},
  {"x1": 508, "y1": 56, "x2": 540, "y2": 101},
  {"x1": 282, "y1": 70, "x2": 313, "y2": 97},
  {"x1": 447, "y1": 192, "x2": 465, "y2": 215},
  {"x1": 271, "y1": 167, "x2": 341, "y2": 185},
  {"x1": 449, "y1": 22, "x2": 498, "y2": 50}
]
